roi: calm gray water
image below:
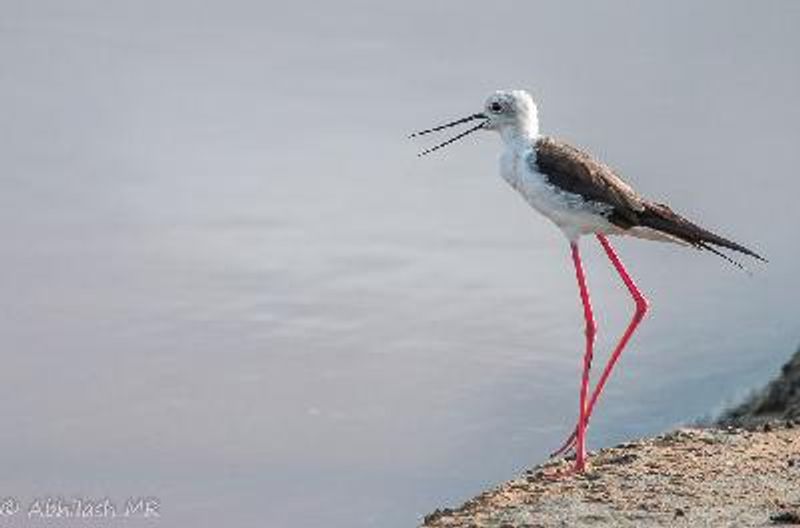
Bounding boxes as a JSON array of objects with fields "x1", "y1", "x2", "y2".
[{"x1": 1, "y1": 1, "x2": 799, "y2": 526}]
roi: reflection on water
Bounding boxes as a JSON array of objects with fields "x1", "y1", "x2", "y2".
[{"x1": 0, "y1": 1, "x2": 798, "y2": 527}]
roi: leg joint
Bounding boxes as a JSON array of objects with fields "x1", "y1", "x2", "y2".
[{"x1": 634, "y1": 294, "x2": 650, "y2": 314}]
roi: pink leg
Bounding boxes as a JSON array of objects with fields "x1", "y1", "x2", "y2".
[
  {"x1": 552, "y1": 234, "x2": 649, "y2": 458},
  {"x1": 569, "y1": 241, "x2": 597, "y2": 472}
]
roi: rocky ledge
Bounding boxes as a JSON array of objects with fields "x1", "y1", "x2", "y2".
[{"x1": 720, "y1": 346, "x2": 800, "y2": 427}]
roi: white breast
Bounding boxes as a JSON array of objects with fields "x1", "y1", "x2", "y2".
[{"x1": 499, "y1": 146, "x2": 620, "y2": 240}]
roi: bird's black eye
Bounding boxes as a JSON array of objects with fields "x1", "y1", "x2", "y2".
[{"x1": 490, "y1": 102, "x2": 503, "y2": 113}]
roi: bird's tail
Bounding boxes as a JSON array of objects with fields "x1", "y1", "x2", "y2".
[{"x1": 638, "y1": 201, "x2": 766, "y2": 270}]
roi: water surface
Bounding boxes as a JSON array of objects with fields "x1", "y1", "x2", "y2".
[{"x1": 1, "y1": 1, "x2": 799, "y2": 526}]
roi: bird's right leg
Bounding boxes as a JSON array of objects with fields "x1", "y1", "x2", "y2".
[{"x1": 568, "y1": 241, "x2": 596, "y2": 472}]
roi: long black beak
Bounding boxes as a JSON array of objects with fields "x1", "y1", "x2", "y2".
[{"x1": 409, "y1": 113, "x2": 488, "y2": 157}]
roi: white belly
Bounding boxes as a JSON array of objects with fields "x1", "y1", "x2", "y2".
[{"x1": 499, "y1": 147, "x2": 620, "y2": 240}]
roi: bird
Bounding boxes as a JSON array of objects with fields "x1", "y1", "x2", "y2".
[{"x1": 409, "y1": 90, "x2": 765, "y2": 474}]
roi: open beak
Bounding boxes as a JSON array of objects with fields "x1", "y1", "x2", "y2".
[{"x1": 409, "y1": 113, "x2": 488, "y2": 157}]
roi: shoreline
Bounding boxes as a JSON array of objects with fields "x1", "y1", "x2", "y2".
[
  {"x1": 422, "y1": 423, "x2": 800, "y2": 527},
  {"x1": 420, "y1": 346, "x2": 800, "y2": 527}
]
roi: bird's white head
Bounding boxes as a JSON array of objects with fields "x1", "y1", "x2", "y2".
[
  {"x1": 482, "y1": 90, "x2": 539, "y2": 141},
  {"x1": 410, "y1": 89, "x2": 539, "y2": 156}
]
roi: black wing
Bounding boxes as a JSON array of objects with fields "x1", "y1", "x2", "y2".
[{"x1": 533, "y1": 136, "x2": 765, "y2": 262}]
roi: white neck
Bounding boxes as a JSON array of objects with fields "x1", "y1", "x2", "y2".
[{"x1": 499, "y1": 119, "x2": 539, "y2": 149}]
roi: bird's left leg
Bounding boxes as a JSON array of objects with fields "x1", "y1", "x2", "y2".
[{"x1": 551, "y1": 234, "x2": 649, "y2": 458}]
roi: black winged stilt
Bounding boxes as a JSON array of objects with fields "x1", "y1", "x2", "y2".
[{"x1": 410, "y1": 90, "x2": 765, "y2": 473}]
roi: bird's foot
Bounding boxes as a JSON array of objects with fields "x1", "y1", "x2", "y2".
[{"x1": 540, "y1": 457, "x2": 589, "y2": 480}]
